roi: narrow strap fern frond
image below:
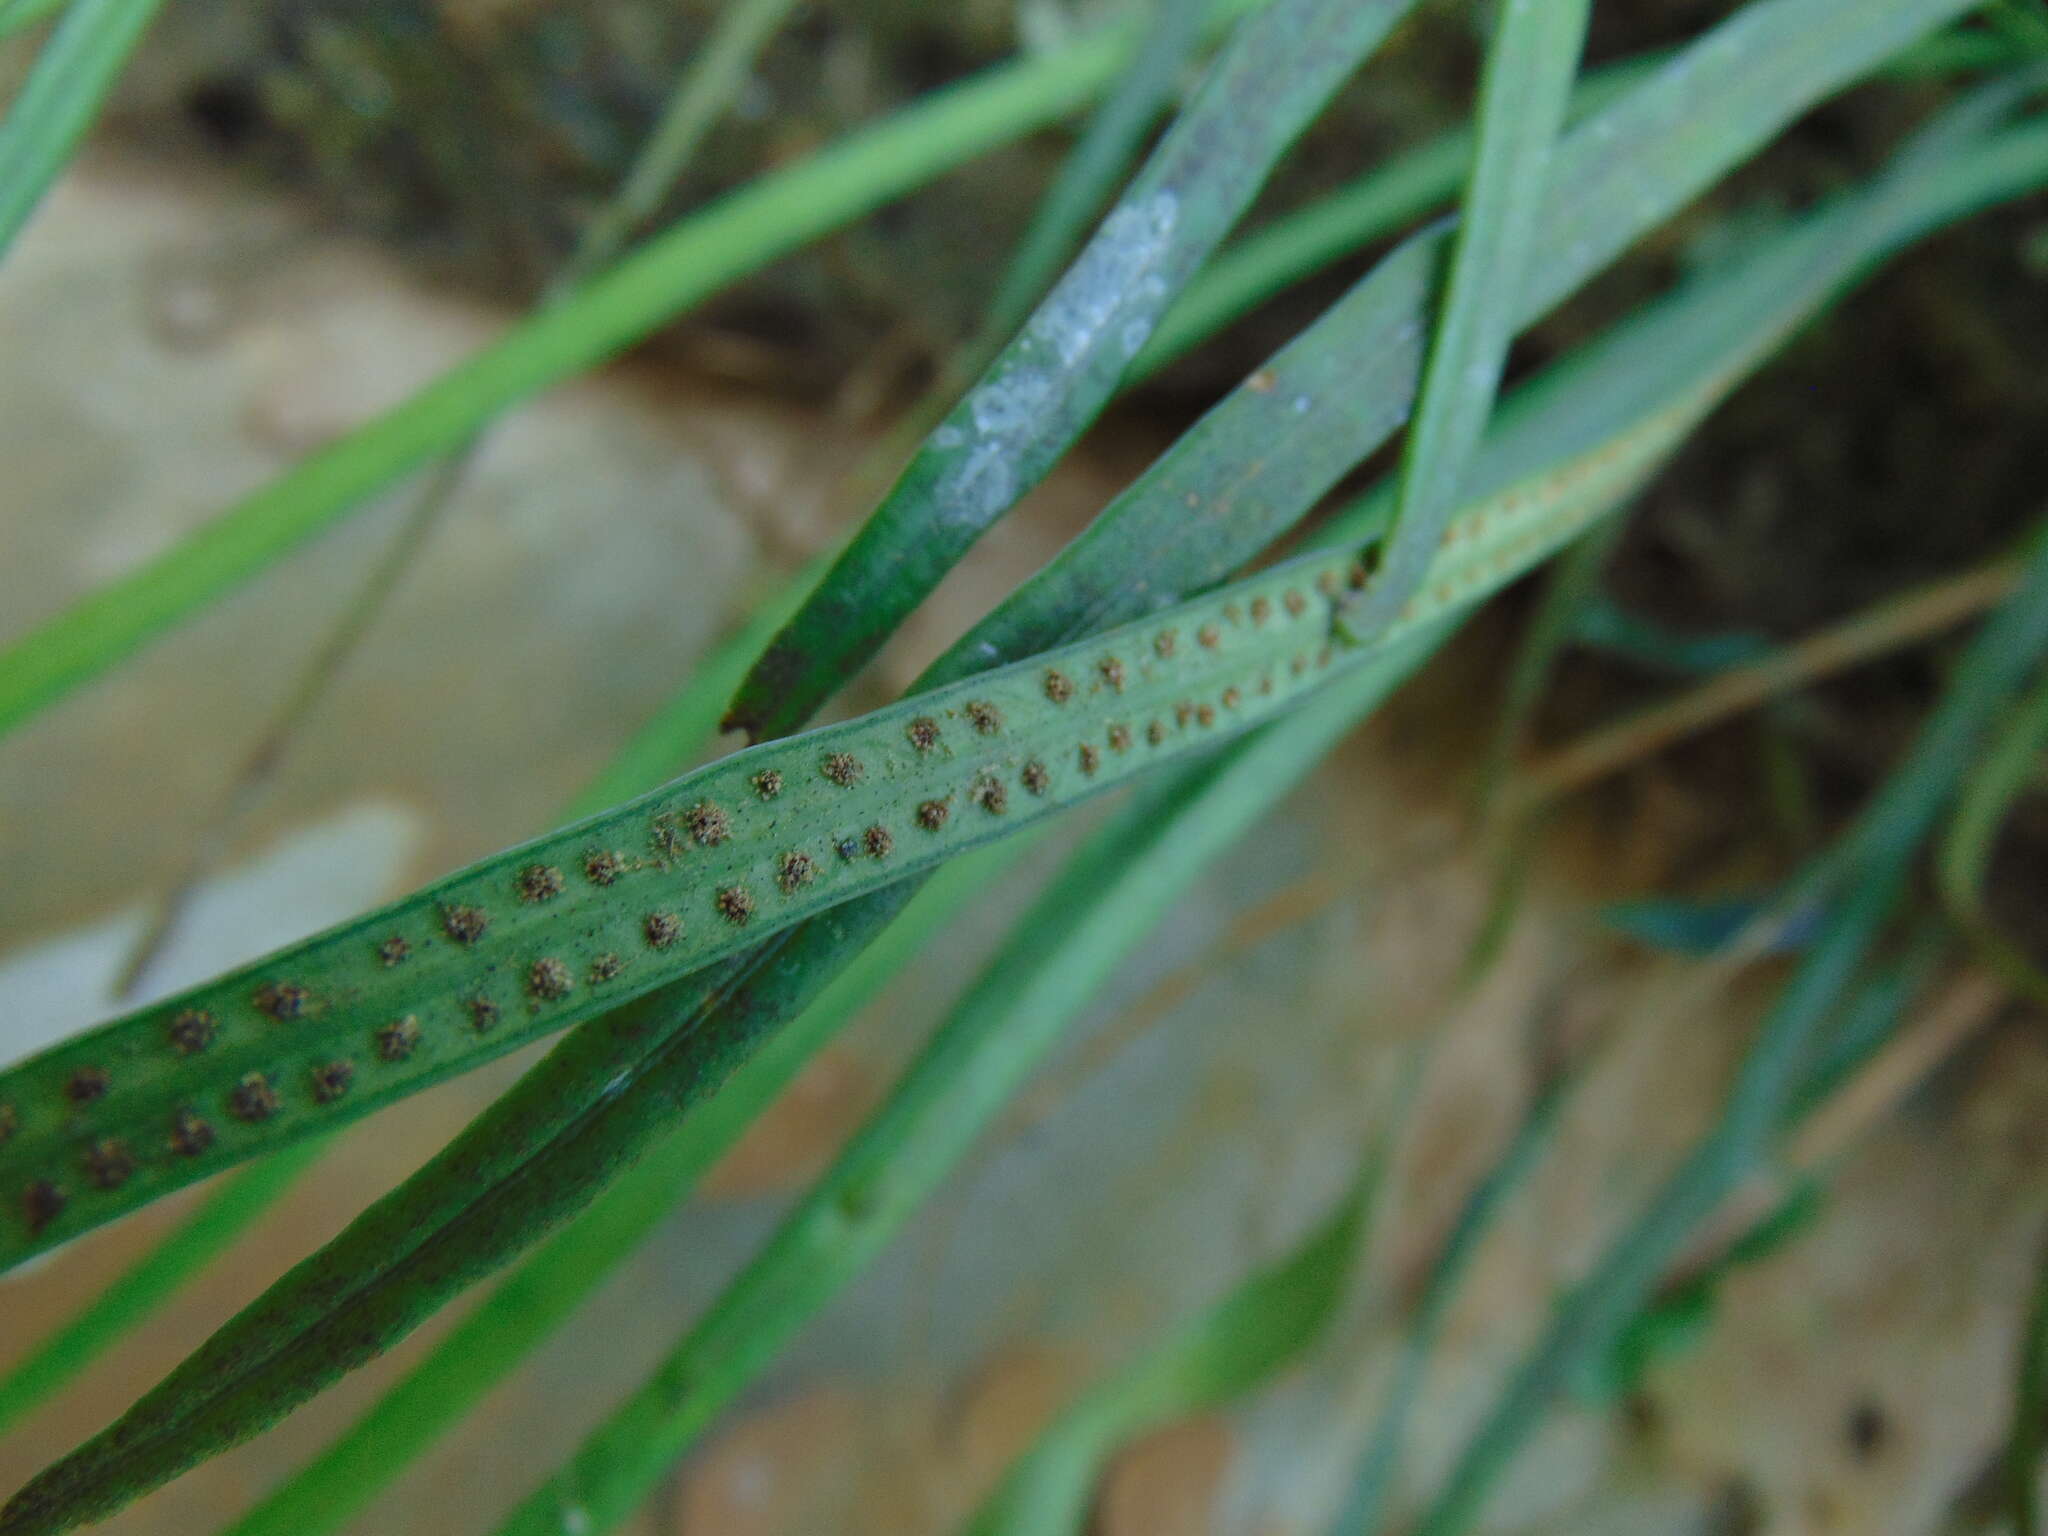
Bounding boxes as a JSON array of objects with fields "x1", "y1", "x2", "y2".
[
  {"x1": 944, "y1": 0, "x2": 1987, "y2": 675},
  {"x1": 214, "y1": 835, "x2": 1036, "y2": 1536},
  {"x1": 8, "y1": 80, "x2": 2046, "y2": 1535},
  {"x1": 0, "y1": 391, "x2": 1664, "y2": 1271},
  {"x1": 489, "y1": 651, "x2": 1437, "y2": 1536}
]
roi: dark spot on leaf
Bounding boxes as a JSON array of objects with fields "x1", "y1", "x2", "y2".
[
  {"x1": 778, "y1": 851, "x2": 817, "y2": 893},
  {"x1": 82, "y1": 1138, "x2": 134, "y2": 1188},
  {"x1": 442, "y1": 905, "x2": 489, "y2": 944},
  {"x1": 170, "y1": 1110, "x2": 215, "y2": 1156},
  {"x1": 254, "y1": 981, "x2": 310, "y2": 1021},
  {"x1": 528, "y1": 958, "x2": 574, "y2": 1001},
  {"x1": 518, "y1": 864, "x2": 566, "y2": 902},
  {"x1": 376, "y1": 1016, "x2": 422, "y2": 1061},
  {"x1": 229, "y1": 1073, "x2": 280, "y2": 1122},
  {"x1": 23, "y1": 1180, "x2": 66, "y2": 1234},
  {"x1": 168, "y1": 1009, "x2": 216, "y2": 1054}
]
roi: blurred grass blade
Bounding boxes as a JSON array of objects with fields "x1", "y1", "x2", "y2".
[
  {"x1": 723, "y1": 0, "x2": 1420, "y2": 743},
  {"x1": 0, "y1": 0, "x2": 165, "y2": 256},
  {"x1": 0, "y1": 0, "x2": 68, "y2": 43},
  {"x1": 1338, "y1": 934, "x2": 1933, "y2": 1531},
  {"x1": 1414, "y1": 525, "x2": 2048, "y2": 1536},
  {"x1": 217, "y1": 835, "x2": 1031, "y2": 1536},
  {"x1": 1340, "y1": 0, "x2": 1590, "y2": 642},
  {"x1": 14, "y1": 68, "x2": 2045, "y2": 1536},
  {"x1": 561, "y1": 0, "x2": 802, "y2": 287},
  {"x1": 843, "y1": 0, "x2": 1211, "y2": 534},
  {"x1": 2012, "y1": 1223, "x2": 2048, "y2": 1536},
  {"x1": 0, "y1": 0, "x2": 1270, "y2": 741},
  {"x1": 1474, "y1": 516, "x2": 1627, "y2": 819},
  {"x1": 968, "y1": 1146, "x2": 1391, "y2": 1536},
  {"x1": 1936, "y1": 668, "x2": 2048, "y2": 1007},
  {"x1": 1329, "y1": 1078, "x2": 1571, "y2": 1536},
  {"x1": 0, "y1": 1138, "x2": 325, "y2": 1437},
  {"x1": 488, "y1": 643, "x2": 1441, "y2": 1536}
]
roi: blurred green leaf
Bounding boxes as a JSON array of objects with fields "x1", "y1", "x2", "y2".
[
  {"x1": 0, "y1": 0, "x2": 165, "y2": 256},
  {"x1": 966, "y1": 1147, "x2": 1391, "y2": 1536}
]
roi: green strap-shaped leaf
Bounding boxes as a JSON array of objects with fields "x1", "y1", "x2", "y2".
[
  {"x1": 1339, "y1": 0, "x2": 1590, "y2": 642},
  {"x1": 10, "y1": 36, "x2": 2041, "y2": 1536},
  {"x1": 561, "y1": 0, "x2": 805, "y2": 287},
  {"x1": 722, "y1": 0, "x2": 1422, "y2": 742},
  {"x1": 0, "y1": 389, "x2": 1669, "y2": 1271},
  {"x1": 0, "y1": 271, "x2": 1711, "y2": 1536},
  {"x1": 0, "y1": 1137, "x2": 327, "y2": 1438},
  {"x1": 1130, "y1": 53, "x2": 1659, "y2": 379},
  {"x1": 216, "y1": 834, "x2": 1033, "y2": 1536},
  {"x1": 0, "y1": 0, "x2": 165, "y2": 257},
  {"x1": 1936, "y1": 668, "x2": 2048, "y2": 1006},
  {"x1": 489, "y1": 646, "x2": 1437, "y2": 1536},
  {"x1": 965, "y1": 1148, "x2": 1390, "y2": 1536},
  {"x1": 0, "y1": 0, "x2": 1271, "y2": 742},
  {"x1": 976, "y1": 0, "x2": 1211, "y2": 363}
]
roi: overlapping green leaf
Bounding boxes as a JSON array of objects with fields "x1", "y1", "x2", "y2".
[
  {"x1": 1340, "y1": 0, "x2": 1589, "y2": 641},
  {"x1": 724, "y1": 0, "x2": 1420, "y2": 742},
  {"x1": 940, "y1": 0, "x2": 1985, "y2": 674},
  {"x1": 489, "y1": 646, "x2": 1439, "y2": 1536},
  {"x1": 0, "y1": 1138, "x2": 326, "y2": 1438},
  {"x1": 216, "y1": 835, "x2": 1031, "y2": 1536}
]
